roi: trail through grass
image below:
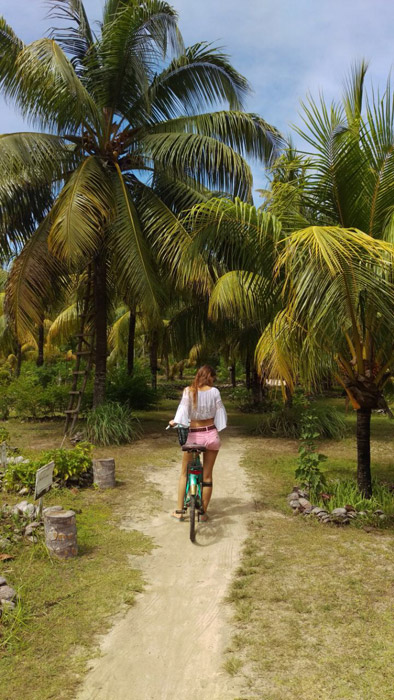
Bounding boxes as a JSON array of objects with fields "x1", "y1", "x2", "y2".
[{"x1": 226, "y1": 409, "x2": 394, "y2": 700}]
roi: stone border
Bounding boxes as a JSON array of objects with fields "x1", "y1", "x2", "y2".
[{"x1": 288, "y1": 487, "x2": 386, "y2": 524}]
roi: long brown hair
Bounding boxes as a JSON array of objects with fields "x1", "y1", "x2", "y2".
[{"x1": 189, "y1": 365, "x2": 216, "y2": 407}]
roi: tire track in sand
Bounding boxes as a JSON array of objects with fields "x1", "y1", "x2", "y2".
[{"x1": 77, "y1": 434, "x2": 253, "y2": 700}]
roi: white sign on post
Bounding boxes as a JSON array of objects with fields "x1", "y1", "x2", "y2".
[{"x1": 34, "y1": 461, "x2": 55, "y2": 501}]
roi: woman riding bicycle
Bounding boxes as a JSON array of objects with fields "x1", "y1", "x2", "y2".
[{"x1": 169, "y1": 365, "x2": 227, "y2": 521}]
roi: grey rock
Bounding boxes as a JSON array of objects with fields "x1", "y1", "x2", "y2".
[
  {"x1": 358, "y1": 510, "x2": 367, "y2": 516},
  {"x1": 18, "y1": 487, "x2": 29, "y2": 496},
  {"x1": 299, "y1": 497, "x2": 312, "y2": 508},
  {"x1": 287, "y1": 492, "x2": 300, "y2": 502},
  {"x1": 0, "y1": 577, "x2": 7, "y2": 586},
  {"x1": 13, "y1": 500, "x2": 29, "y2": 515},
  {"x1": 347, "y1": 511, "x2": 358, "y2": 519},
  {"x1": 0, "y1": 599, "x2": 16, "y2": 610},
  {"x1": 312, "y1": 507, "x2": 326, "y2": 515},
  {"x1": 289, "y1": 499, "x2": 300, "y2": 509},
  {"x1": 0, "y1": 537, "x2": 11, "y2": 550},
  {"x1": 331, "y1": 507, "x2": 348, "y2": 517},
  {"x1": 23, "y1": 503, "x2": 36, "y2": 519},
  {"x1": 379, "y1": 514, "x2": 386, "y2": 520},
  {"x1": 374, "y1": 509, "x2": 384, "y2": 516},
  {"x1": 317, "y1": 510, "x2": 328, "y2": 517},
  {"x1": 298, "y1": 489, "x2": 309, "y2": 498},
  {"x1": 0, "y1": 585, "x2": 16, "y2": 601},
  {"x1": 24, "y1": 522, "x2": 40, "y2": 536}
]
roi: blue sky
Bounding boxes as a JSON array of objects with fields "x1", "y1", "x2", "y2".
[{"x1": 1, "y1": 0, "x2": 394, "y2": 195}]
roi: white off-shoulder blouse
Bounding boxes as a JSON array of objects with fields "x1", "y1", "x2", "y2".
[{"x1": 173, "y1": 387, "x2": 227, "y2": 431}]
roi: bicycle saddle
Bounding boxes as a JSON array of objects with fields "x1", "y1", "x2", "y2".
[{"x1": 181, "y1": 444, "x2": 207, "y2": 452}]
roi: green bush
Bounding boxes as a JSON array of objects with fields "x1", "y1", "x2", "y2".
[
  {"x1": 0, "y1": 426, "x2": 9, "y2": 443},
  {"x1": 255, "y1": 403, "x2": 347, "y2": 439},
  {"x1": 107, "y1": 365, "x2": 157, "y2": 409},
  {"x1": 3, "y1": 442, "x2": 93, "y2": 491},
  {"x1": 86, "y1": 402, "x2": 142, "y2": 446},
  {"x1": 321, "y1": 479, "x2": 394, "y2": 517},
  {"x1": 295, "y1": 409, "x2": 327, "y2": 497}
]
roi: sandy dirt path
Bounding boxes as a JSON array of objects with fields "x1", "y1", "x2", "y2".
[{"x1": 77, "y1": 434, "x2": 253, "y2": 700}]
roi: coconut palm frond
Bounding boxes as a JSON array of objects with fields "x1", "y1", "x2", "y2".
[
  {"x1": 48, "y1": 156, "x2": 114, "y2": 264},
  {"x1": 47, "y1": 303, "x2": 81, "y2": 344},
  {"x1": 145, "y1": 111, "x2": 282, "y2": 167},
  {"x1": 208, "y1": 270, "x2": 271, "y2": 324},
  {"x1": 1, "y1": 35, "x2": 101, "y2": 132},
  {"x1": 47, "y1": 0, "x2": 95, "y2": 63},
  {"x1": 5, "y1": 217, "x2": 70, "y2": 340},
  {"x1": 109, "y1": 166, "x2": 165, "y2": 318},
  {"x1": 133, "y1": 42, "x2": 249, "y2": 124}
]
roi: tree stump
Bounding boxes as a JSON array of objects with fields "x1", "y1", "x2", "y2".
[
  {"x1": 93, "y1": 458, "x2": 116, "y2": 488},
  {"x1": 44, "y1": 509, "x2": 78, "y2": 559}
]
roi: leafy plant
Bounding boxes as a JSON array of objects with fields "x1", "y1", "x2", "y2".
[
  {"x1": 107, "y1": 365, "x2": 157, "y2": 410},
  {"x1": 320, "y1": 479, "x2": 394, "y2": 517},
  {"x1": 3, "y1": 443, "x2": 93, "y2": 491},
  {"x1": 255, "y1": 402, "x2": 347, "y2": 439},
  {"x1": 295, "y1": 408, "x2": 327, "y2": 498},
  {"x1": 86, "y1": 402, "x2": 142, "y2": 446},
  {"x1": 41, "y1": 442, "x2": 93, "y2": 485},
  {"x1": 0, "y1": 426, "x2": 9, "y2": 443}
]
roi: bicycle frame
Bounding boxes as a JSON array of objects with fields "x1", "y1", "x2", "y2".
[{"x1": 184, "y1": 449, "x2": 203, "y2": 508}]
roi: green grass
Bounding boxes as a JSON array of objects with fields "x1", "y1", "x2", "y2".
[
  {"x1": 225, "y1": 405, "x2": 394, "y2": 700},
  {"x1": 0, "y1": 418, "x2": 172, "y2": 700}
]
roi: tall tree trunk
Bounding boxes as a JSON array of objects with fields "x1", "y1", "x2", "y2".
[
  {"x1": 127, "y1": 310, "x2": 136, "y2": 376},
  {"x1": 36, "y1": 322, "x2": 44, "y2": 367},
  {"x1": 230, "y1": 363, "x2": 236, "y2": 388},
  {"x1": 245, "y1": 355, "x2": 251, "y2": 390},
  {"x1": 16, "y1": 343, "x2": 22, "y2": 377},
  {"x1": 356, "y1": 408, "x2": 372, "y2": 498},
  {"x1": 93, "y1": 254, "x2": 107, "y2": 407},
  {"x1": 285, "y1": 384, "x2": 293, "y2": 407},
  {"x1": 251, "y1": 369, "x2": 262, "y2": 404},
  {"x1": 149, "y1": 330, "x2": 158, "y2": 390}
]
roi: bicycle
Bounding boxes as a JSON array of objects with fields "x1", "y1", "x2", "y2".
[
  {"x1": 167, "y1": 424, "x2": 205, "y2": 542},
  {"x1": 182, "y1": 443, "x2": 206, "y2": 543}
]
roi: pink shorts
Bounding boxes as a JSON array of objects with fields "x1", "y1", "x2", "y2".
[{"x1": 185, "y1": 427, "x2": 221, "y2": 451}]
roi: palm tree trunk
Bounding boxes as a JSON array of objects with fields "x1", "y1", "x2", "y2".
[
  {"x1": 252, "y1": 369, "x2": 262, "y2": 404},
  {"x1": 16, "y1": 343, "x2": 22, "y2": 377},
  {"x1": 127, "y1": 311, "x2": 136, "y2": 376},
  {"x1": 149, "y1": 330, "x2": 158, "y2": 390},
  {"x1": 36, "y1": 322, "x2": 44, "y2": 367},
  {"x1": 230, "y1": 363, "x2": 236, "y2": 388},
  {"x1": 356, "y1": 408, "x2": 372, "y2": 498},
  {"x1": 93, "y1": 254, "x2": 107, "y2": 407},
  {"x1": 245, "y1": 356, "x2": 251, "y2": 390}
]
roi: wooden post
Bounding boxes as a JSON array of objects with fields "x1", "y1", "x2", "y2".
[
  {"x1": 93, "y1": 458, "x2": 116, "y2": 488},
  {"x1": 44, "y1": 510, "x2": 78, "y2": 559}
]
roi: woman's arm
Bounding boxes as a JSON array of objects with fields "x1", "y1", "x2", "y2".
[
  {"x1": 214, "y1": 389, "x2": 227, "y2": 431},
  {"x1": 172, "y1": 388, "x2": 191, "y2": 426}
]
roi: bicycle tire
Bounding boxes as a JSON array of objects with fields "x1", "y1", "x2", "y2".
[{"x1": 189, "y1": 494, "x2": 196, "y2": 543}]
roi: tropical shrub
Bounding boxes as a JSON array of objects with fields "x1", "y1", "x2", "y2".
[
  {"x1": 107, "y1": 365, "x2": 157, "y2": 410},
  {"x1": 86, "y1": 402, "x2": 142, "y2": 446},
  {"x1": 255, "y1": 402, "x2": 347, "y2": 439},
  {"x1": 295, "y1": 409, "x2": 327, "y2": 498},
  {"x1": 3, "y1": 442, "x2": 93, "y2": 491},
  {"x1": 320, "y1": 479, "x2": 394, "y2": 518}
]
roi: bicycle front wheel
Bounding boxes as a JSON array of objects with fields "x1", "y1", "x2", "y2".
[{"x1": 189, "y1": 494, "x2": 196, "y2": 543}]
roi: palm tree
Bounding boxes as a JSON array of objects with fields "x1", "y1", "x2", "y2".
[
  {"x1": 182, "y1": 65, "x2": 394, "y2": 497},
  {"x1": 0, "y1": 0, "x2": 281, "y2": 405}
]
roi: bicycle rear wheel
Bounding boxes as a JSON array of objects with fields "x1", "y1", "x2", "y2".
[{"x1": 189, "y1": 495, "x2": 196, "y2": 542}]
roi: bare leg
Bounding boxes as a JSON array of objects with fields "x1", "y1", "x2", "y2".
[
  {"x1": 173, "y1": 451, "x2": 192, "y2": 518},
  {"x1": 202, "y1": 449, "x2": 218, "y2": 515}
]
